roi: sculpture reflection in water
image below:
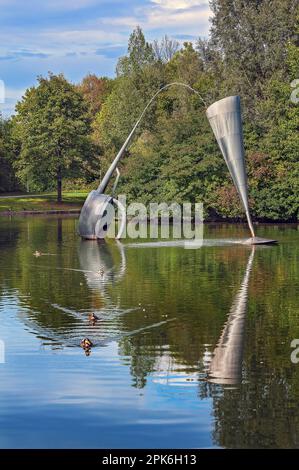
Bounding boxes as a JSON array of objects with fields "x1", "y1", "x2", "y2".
[
  {"x1": 78, "y1": 240, "x2": 128, "y2": 355},
  {"x1": 78, "y1": 240, "x2": 126, "y2": 290},
  {"x1": 151, "y1": 248, "x2": 255, "y2": 387},
  {"x1": 78, "y1": 241, "x2": 175, "y2": 357},
  {"x1": 18, "y1": 241, "x2": 128, "y2": 352},
  {"x1": 207, "y1": 248, "x2": 255, "y2": 385}
]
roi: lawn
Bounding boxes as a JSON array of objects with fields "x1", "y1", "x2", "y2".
[{"x1": 0, "y1": 191, "x2": 89, "y2": 213}]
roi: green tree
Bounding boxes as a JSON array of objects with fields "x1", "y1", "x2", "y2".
[
  {"x1": 116, "y1": 26, "x2": 155, "y2": 77},
  {"x1": 165, "y1": 42, "x2": 203, "y2": 85},
  {"x1": 0, "y1": 115, "x2": 19, "y2": 192},
  {"x1": 91, "y1": 11, "x2": 299, "y2": 221},
  {"x1": 249, "y1": 37, "x2": 299, "y2": 220},
  {"x1": 209, "y1": 0, "x2": 298, "y2": 116},
  {"x1": 93, "y1": 27, "x2": 164, "y2": 180},
  {"x1": 13, "y1": 73, "x2": 94, "y2": 202}
]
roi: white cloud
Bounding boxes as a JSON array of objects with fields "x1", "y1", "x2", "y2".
[
  {"x1": 0, "y1": 1, "x2": 211, "y2": 65},
  {"x1": 43, "y1": 29, "x2": 124, "y2": 46},
  {"x1": 101, "y1": 2, "x2": 211, "y2": 37},
  {"x1": 145, "y1": 6, "x2": 211, "y2": 30},
  {"x1": 0, "y1": 0, "x2": 104, "y2": 11},
  {"x1": 150, "y1": 0, "x2": 208, "y2": 10},
  {"x1": 46, "y1": 0, "x2": 99, "y2": 9},
  {"x1": 0, "y1": 86, "x2": 26, "y2": 116},
  {"x1": 102, "y1": 16, "x2": 140, "y2": 28},
  {"x1": 0, "y1": 80, "x2": 5, "y2": 104},
  {"x1": 0, "y1": 0, "x2": 212, "y2": 115},
  {"x1": 5, "y1": 87, "x2": 26, "y2": 101},
  {"x1": 0, "y1": 29, "x2": 126, "y2": 63}
]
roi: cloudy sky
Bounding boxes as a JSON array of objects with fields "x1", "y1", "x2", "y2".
[{"x1": 0, "y1": 0, "x2": 211, "y2": 116}]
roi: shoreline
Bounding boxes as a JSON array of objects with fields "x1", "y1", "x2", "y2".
[
  {"x1": 0, "y1": 209, "x2": 297, "y2": 225},
  {"x1": 0, "y1": 209, "x2": 81, "y2": 216}
]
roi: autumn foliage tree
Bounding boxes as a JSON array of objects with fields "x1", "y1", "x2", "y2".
[
  {"x1": 12, "y1": 74, "x2": 94, "y2": 202},
  {"x1": 2, "y1": 2, "x2": 298, "y2": 221},
  {"x1": 77, "y1": 74, "x2": 112, "y2": 118}
]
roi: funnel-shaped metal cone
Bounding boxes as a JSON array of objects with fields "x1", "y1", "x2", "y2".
[{"x1": 206, "y1": 96, "x2": 255, "y2": 238}]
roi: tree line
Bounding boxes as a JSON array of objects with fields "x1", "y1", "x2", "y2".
[{"x1": 0, "y1": 0, "x2": 298, "y2": 220}]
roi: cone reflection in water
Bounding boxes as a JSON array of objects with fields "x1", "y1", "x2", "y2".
[
  {"x1": 206, "y1": 96, "x2": 255, "y2": 238},
  {"x1": 208, "y1": 248, "x2": 255, "y2": 384}
]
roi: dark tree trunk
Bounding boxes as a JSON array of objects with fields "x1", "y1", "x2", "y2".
[
  {"x1": 57, "y1": 218, "x2": 63, "y2": 242},
  {"x1": 57, "y1": 166, "x2": 62, "y2": 203}
]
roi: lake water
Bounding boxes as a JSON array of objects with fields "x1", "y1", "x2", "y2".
[{"x1": 0, "y1": 216, "x2": 299, "y2": 449}]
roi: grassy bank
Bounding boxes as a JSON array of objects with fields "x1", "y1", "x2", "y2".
[{"x1": 0, "y1": 191, "x2": 88, "y2": 214}]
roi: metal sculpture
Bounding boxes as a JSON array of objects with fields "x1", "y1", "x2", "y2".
[
  {"x1": 206, "y1": 96, "x2": 276, "y2": 245},
  {"x1": 78, "y1": 83, "x2": 277, "y2": 244},
  {"x1": 78, "y1": 83, "x2": 204, "y2": 240},
  {"x1": 206, "y1": 96, "x2": 254, "y2": 237}
]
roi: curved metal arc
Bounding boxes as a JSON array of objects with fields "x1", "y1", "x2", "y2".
[{"x1": 97, "y1": 82, "x2": 206, "y2": 194}]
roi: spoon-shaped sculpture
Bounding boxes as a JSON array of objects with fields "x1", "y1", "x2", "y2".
[
  {"x1": 78, "y1": 83, "x2": 277, "y2": 244},
  {"x1": 78, "y1": 82, "x2": 204, "y2": 240}
]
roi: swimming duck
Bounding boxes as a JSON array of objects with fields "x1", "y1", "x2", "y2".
[
  {"x1": 80, "y1": 338, "x2": 93, "y2": 349},
  {"x1": 88, "y1": 313, "x2": 99, "y2": 322},
  {"x1": 33, "y1": 250, "x2": 41, "y2": 257}
]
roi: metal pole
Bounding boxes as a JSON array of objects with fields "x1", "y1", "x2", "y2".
[{"x1": 97, "y1": 82, "x2": 206, "y2": 194}]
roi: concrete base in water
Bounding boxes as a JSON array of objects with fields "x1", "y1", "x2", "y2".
[{"x1": 242, "y1": 237, "x2": 278, "y2": 245}]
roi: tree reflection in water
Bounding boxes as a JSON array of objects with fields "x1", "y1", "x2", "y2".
[{"x1": 1, "y1": 217, "x2": 299, "y2": 447}]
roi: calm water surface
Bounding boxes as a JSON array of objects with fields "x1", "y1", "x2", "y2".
[{"x1": 0, "y1": 216, "x2": 299, "y2": 448}]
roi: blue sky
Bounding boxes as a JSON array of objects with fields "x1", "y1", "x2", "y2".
[{"x1": 0, "y1": 0, "x2": 211, "y2": 116}]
